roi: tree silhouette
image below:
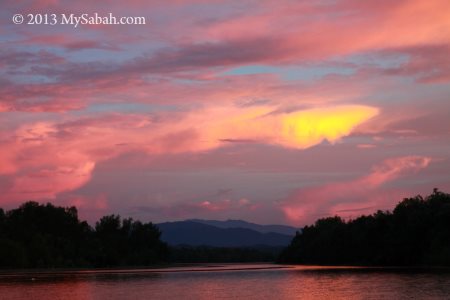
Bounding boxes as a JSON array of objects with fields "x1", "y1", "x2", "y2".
[
  {"x1": 0, "y1": 202, "x2": 168, "y2": 268},
  {"x1": 279, "y1": 189, "x2": 450, "y2": 266}
]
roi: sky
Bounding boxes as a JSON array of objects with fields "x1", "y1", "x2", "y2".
[{"x1": 1, "y1": 0, "x2": 449, "y2": 226}]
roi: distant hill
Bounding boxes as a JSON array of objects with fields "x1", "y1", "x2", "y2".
[
  {"x1": 157, "y1": 221, "x2": 293, "y2": 247},
  {"x1": 188, "y1": 219, "x2": 300, "y2": 236}
]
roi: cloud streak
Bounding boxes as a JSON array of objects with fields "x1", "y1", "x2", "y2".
[{"x1": 281, "y1": 156, "x2": 432, "y2": 225}]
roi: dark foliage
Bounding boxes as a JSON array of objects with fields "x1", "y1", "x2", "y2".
[
  {"x1": 279, "y1": 189, "x2": 450, "y2": 266},
  {"x1": 0, "y1": 202, "x2": 168, "y2": 268}
]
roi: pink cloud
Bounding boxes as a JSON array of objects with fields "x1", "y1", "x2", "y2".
[
  {"x1": 56, "y1": 193, "x2": 109, "y2": 223},
  {"x1": 281, "y1": 156, "x2": 432, "y2": 225},
  {"x1": 0, "y1": 104, "x2": 377, "y2": 204},
  {"x1": 146, "y1": 0, "x2": 450, "y2": 68}
]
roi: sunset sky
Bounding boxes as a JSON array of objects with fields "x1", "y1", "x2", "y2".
[{"x1": 1, "y1": 0, "x2": 449, "y2": 226}]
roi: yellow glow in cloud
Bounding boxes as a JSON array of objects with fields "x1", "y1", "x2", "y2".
[
  {"x1": 201, "y1": 104, "x2": 378, "y2": 150},
  {"x1": 274, "y1": 105, "x2": 379, "y2": 148}
]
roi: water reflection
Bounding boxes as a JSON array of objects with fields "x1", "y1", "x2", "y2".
[{"x1": 1, "y1": 264, "x2": 450, "y2": 300}]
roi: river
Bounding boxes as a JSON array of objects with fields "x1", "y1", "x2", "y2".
[{"x1": 1, "y1": 264, "x2": 450, "y2": 299}]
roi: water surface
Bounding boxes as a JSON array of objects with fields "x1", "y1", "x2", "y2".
[{"x1": 1, "y1": 264, "x2": 449, "y2": 299}]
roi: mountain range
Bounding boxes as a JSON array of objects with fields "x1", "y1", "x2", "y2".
[
  {"x1": 188, "y1": 219, "x2": 300, "y2": 235},
  {"x1": 156, "y1": 219, "x2": 300, "y2": 247}
]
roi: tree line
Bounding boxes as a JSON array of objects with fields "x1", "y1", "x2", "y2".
[
  {"x1": 0, "y1": 201, "x2": 278, "y2": 268},
  {"x1": 1, "y1": 189, "x2": 449, "y2": 268},
  {"x1": 0, "y1": 202, "x2": 168, "y2": 268},
  {"x1": 279, "y1": 189, "x2": 450, "y2": 266}
]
